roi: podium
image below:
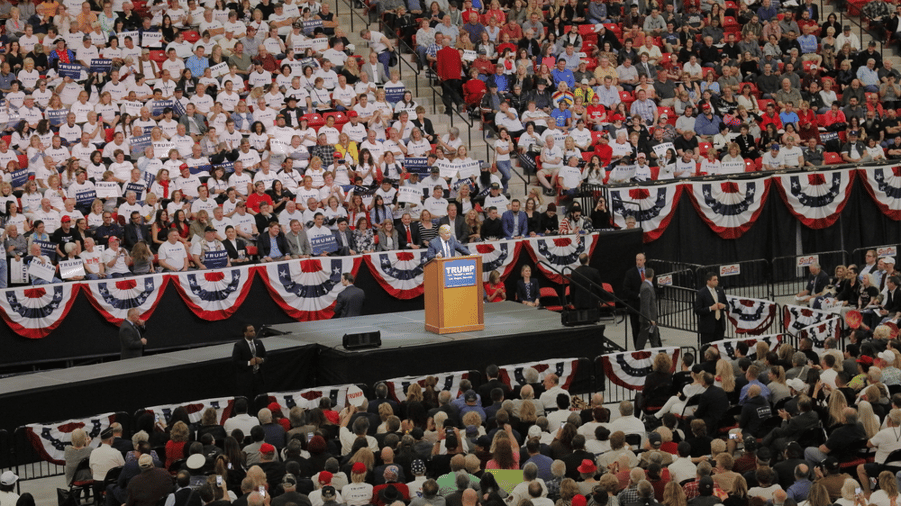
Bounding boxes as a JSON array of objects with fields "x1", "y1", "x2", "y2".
[{"x1": 424, "y1": 255, "x2": 485, "y2": 334}]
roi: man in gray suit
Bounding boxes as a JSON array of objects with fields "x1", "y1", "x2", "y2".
[
  {"x1": 120, "y1": 308, "x2": 146, "y2": 359},
  {"x1": 362, "y1": 51, "x2": 390, "y2": 85},
  {"x1": 636, "y1": 268, "x2": 659, "y2": 349},
  {"x1": 334, "y1": 273, "x2": 365, "y2": 317}
]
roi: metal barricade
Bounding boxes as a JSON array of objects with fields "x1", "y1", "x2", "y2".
[
  {"x1": 657, "y1": 284, "x2": 698, "y2": 335},
  {"x1": 723, "y1": 300, "x2": 782, "y2": 339},
  {"x1": 593, "y1": 346, "x2": 696, "y2": 405},
  {"x1": 771, "y1": 251, "x2": 850, "y2": 298},
  {"x1": 12, "y1": 427, "x2": 64, "y2": 484},
  {"x1": 696, "y1": 260, "x2": 771, "y2": 300}
]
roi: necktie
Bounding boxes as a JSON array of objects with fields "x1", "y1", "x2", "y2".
[
  {"x1": 640, "y1": 268, "x2": 645, "y2": 281},
  {"x1": 406, "y1": 226, "x2": 412, "y2": 245},
  {"x1": 249, "y1": 339, "x2": 255, "y2": 357},
  {"x1": 444, "y1": 240, "x2": 450, "y2": 258},
  {"x1": 710, "y1": 287, "x2": 720, "y2": 320}
]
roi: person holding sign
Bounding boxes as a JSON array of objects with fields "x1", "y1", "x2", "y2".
[
  {"x1": 425, "y1": 224, "x2": 471, "y2": 260},
  {"x1": 25, "y1": 242, "x2": 61, "y2": 284},
  {"x1": 191, "y1": 226, "x2": 230, "y2": 270}
]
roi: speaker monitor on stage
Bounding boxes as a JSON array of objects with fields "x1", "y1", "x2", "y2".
[{"x1": 343, "y1": 331, "x2": 382, "y2": 350}]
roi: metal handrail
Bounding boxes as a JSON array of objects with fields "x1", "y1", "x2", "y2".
[
  {"x1": 333, "y1": 0, "x2": 369, "y2": 33},
  {"x1": 395, "y1": 36, "x2": 421, "y2": 96}
]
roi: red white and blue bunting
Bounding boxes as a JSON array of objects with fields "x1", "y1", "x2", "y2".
[
  {"x1": 171, "y1": 265, "x2": 257, "y2": 320},
  {"x1": 144, "y1": 397, "x2": 235, "y2": 426},
  {"x1": 601, "y1": 347, "x2": 681, "y2": 390},
  {"x1": 384, "y1": 370, "x2": 471, "y2": 402},
  {"x1": 726, "y1": 295, "x2": 778, "y2": 335},
  {"x1": 266, "y1": 385, "x2": 355, "y2": 412},
  {"x1": 24, "y1": 412, "x2": 118, "y2": 465},
  {"x1": 783, "y1": 304, "x2": 835, "y2": 337},
  {"x1": 710, "y1": 334, "x2": 782, "y2": 360},
  {"x1": 524, "y1": 235, "x2": 598, "y2": 284},
  {"x1": 608, "y1": 183, "x2": 683, "y2": 242},
  {"x1": 260, "y1": 257, "x2": 363, "y2": 321},
  {"x1": 82, "y1": 274, "x2": 168, "y2": 324},
  {"x1": 688, "y1": 179, "x2": 771, "y2": 239},
  {"x1": 858, "y1": 165, "x2": 901, "y2": 220},
  {"x1": 0, "y1": 284, "x2": 79, "y2": 339},
  {"x1": 799, "y1": 317, "x2": 842, "y2": 349},
  {"x1": 498, "y1": 358, "x2": 581, "y2": 390},
  {"x1": 363, "y1": 250, "x2": 429, "y2": 299},
  {"x1": 774, "y1": 170, "x2": 856, "y2": 229},
  {"x1": 472, "y1": 239, "x2": 523, "y2": 283}
]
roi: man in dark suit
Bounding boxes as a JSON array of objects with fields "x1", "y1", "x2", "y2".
[
  {"x1": 692, "y1": 372, "x2": 729, "y2": 433},
  {"x1": 761, "y1": 391, "x2": 819, "y2": 452},
  {"x1": 571, "y1": 253, "x2": 603, "y2": 309},
  {"x1": 478, "y1": 364, "x2": 512, "y2": 408},
  {"x1": 399, "y1": 213, "x2": 422, "y2": 250},
  {"x1": 332, "y1": 218, "x2": 356, "y2": 256},
  {"x1": 120, "y1": 308, "x2": 146, "y2": 359},
  {"x1": 233, "y1": 324, "x2": 266, "y2": 400},
  {"x1": 438, "y1": 205, "x2": 467, "y2": 242},
  {"x1": 695, "y1": 272, "x2": 728, "y2": 345},
  {"x1": 123, "y1": 211, "x2": 151, "y2": 249},
  {"x1": 334, "y1": 273, "x2": 365, "y2": 318},
  {"x1": 636, "y1": 267, "x2": 659, "y2": 349},
  {"x1": 257, "y1": 221, "x2": 291, "y2": 262},
  {"x1": 622, "y1": 253, "x2": 646, "y2": 346},
  {"x1": 426, "y1": 225, "x2": 471, "y2": 259}
]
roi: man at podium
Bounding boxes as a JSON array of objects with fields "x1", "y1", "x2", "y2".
[{"x1": 426, "y1": 225, "x2": 471, "y2": 259}]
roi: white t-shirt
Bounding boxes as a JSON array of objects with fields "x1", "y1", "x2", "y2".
[{"x1": 157, "y1": 241, "x2": 189, "y2": 269}]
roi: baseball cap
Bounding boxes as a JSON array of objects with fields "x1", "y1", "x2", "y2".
[
  {"x1": 849, "y1": 130, "x2": 860, "y2": 136},
  {"x1": 573, "y1": 496, "x2": 587, "y2": 506},
  {"x1": 581, "y1": 79, "x2": 590, "y2": 84},
  {"x1": 83, "y1": 34, "x2": 92, "y2": 41},
  {"x1": 884, "y1": 256, "x2": 896, "y2": 264},
  {"x1": 321, "y1": 486, "x2": 336, "y2": 499},
  {"x1": 348, "y1": 111, "x2": 358, "y2": 117},
  {"x1": 824, "y1": 457, "x2": 840, "y2": 472},
  {"x1": 411, "y1": 460, "x2": 426, "y2": 475},
  {"x1": 204, "y1": 226, "x2": 217, "y2": 233},
  {"x1": 61, "y1": 215, "x2": 71, "y2": 222},
  {"x1": 490, "y1": 182, "x2": 501, "y2": 190},
  {"x1": 787, "y1": 378, "x2": 805, "y2": 392},
  {"x1": 138, "y1": 454, "x2": 154, "y2": 470},
  {"x1": 430, "y1": 166, "x2": 440, "y2": 173},
  {"x1": 352, "y1": 462, "x2": 367, "y2": 474},
  {"x1": 881, "y1": 350, "x2": 896, "y2": 363},
  {"x1": 260, "y1": 443, "x2": 275, "y2": 454},
  {"x1": 770, "y1": 143, "x2": 780, "y2": 151},
  {"x1": 318, "y1": 471, "x2": 333, "y2": 484},
  {"x1": 187, "y1": 453, "x2": 206, "y2": 470},
  {"x1": 699, "y1": 476, "x2": 714, "y2": 495},
  {"x1": 283, "y1": 474, "x2": 297, "y2": 486},
  {"x1": 857, "y1": 355, "x2": 874, "y2": 365},
  {"x1": 648, "y1": 432, "x2": 662, "y2": 446}
]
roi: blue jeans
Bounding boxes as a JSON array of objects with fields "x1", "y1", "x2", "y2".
[
  {"x1": 33, "y1": 276, "x2": 62, "y2": 285},
  {"x1": 0, "y1": 258, "x2": 7, "y2": 289},
  {"x1": 496, "y1": 160, "x2": 512, "y2": 190},
  {"x1": 804, "y1": 446, "x2": 829, "y2": 467},
  {"x1": 108, "y1": 272, "x2": 129, "y2": 278},
  {"x1": 378, "y1": 50, "x2": 392, "y2": 76}
]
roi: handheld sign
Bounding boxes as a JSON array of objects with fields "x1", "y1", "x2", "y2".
[
  {"x1": 437, "y1": 159, "x2": 456, "y2": 180},
  {"x1": 456, "y1": 159, "x2": 480, "y2": 179},
  {"x1": 385, "y1": 87, "x2": 405, "y2": 104},
  {"x1": 153, "y1": 140, "x2": 176, "y2": 159},
  {"x1": 347, "y1": 385, "x2": 365, "y2": 407},
  {"x1": 142, "y1": 31, "x2": 163, "y2": 47},
  {"x1": 74, "y1": 186, "x2": 98, "y2": 206},
  {"x1": 403, "y1": 157, "x2": 429, "y2": 177},
  {"x1": 46, "y1": 108, "x2": 68, "y2": 126},
  {"x1": 720, "y1": 160, "x2": 746, "y2": 174},
  {"x1": 203, "y1": 249, "x2": 228, "y2": 269},
  {"x1": 209, "y1": 62, "x2": 228, "y2": 78},
  {"x1": 310, "y1": 234, "x2": 338, "y2": 255},
  {"x1": 651, "y1": 142, "x2": 675, "y2": 160},
  {"x1": 122, "y1": 101, "x2": 143, "y2": 117},
  {"x1": 95, "y1": 181, "x2": 121, "y2": 199},
  {"x1": 462, "y1": 50, "x2": 477, "y2": 62},
  {"x1": 302, "y1": 19, "x2": 323, "y2": 35},
  {"x1": 9, "y1": 167, "x2": 30, "y2": 188},
  {"x1": 90, "y1": 59, "x2": 112, "y2": 74},
  {"x1": 58, "y1": 63, "x2": 82, "y2": 79},
  {"x1": 28, "y1": 258, "x2": 55, "y2": 282},
  {"x1": 59, "y1": 259, "x2": 85, "y2": 279},
  {"x1": 397, "y1": 186, "x2": 421, "y2": 204},
  {"x1": 130, "y1": 134, "x2": 152, "y2": 157},
  {"x1": 118, "y1": 31, "x2": 139, "y2": 46},
  {"x1": 150, "y1": 99, "x2": 174, "y2": 116}
]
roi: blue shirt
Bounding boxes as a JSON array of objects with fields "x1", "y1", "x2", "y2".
[
  {"x1": 186, "y1": 55, "x2": 209, "y2": 79},
  {"x1": 551, "y1": 67, "x2": 575, "y2": 89},
  {"x1": 757, "y1": 4, "x2": 777, "y2": 21},
  {"x1": 779, "y1": 111, "x2": 800, "y2": 126},
  {"x1": 739, "y1": 379, "x2": 771, "y2": 405},
  {"x1": 551, "y1": 108, "x2": 571, "y2": 127},
  {"x1": 694, "y1": 113, "x2": 722, "y2": 136},
  {"x1": 798, "y1": 34, "x2": 818, "y2": 54},
  {"x1": 787, "y1": 479, "x2": 812, "y2": 502},
  {"x1": 269, "y1": 235, "x2": 283, "y2": 258}
]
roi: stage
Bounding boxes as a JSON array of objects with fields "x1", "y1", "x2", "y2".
[{"x1": 0, "y1": 303, "x2": 606, "y2": 437}]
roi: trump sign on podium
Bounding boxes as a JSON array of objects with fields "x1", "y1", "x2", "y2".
[{"x1": 443, "y1": 259, "x2": 477, "y2": 288}]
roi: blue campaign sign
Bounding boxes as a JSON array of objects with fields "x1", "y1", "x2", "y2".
[
  {"x1": 302, "y1": 19, "x2": 323, "y2": 35},
  {"x1": 58, "y1": 63, "x2": 82, "y2": 79},
  {"x1": 443, "y1": 258, "x2": 477, "y2": 288},
  {"x1": 190, "y1": 164, "x2": 212, "y2": 176},
  {"x1": 204, "y1": 249, "x2": 228, "y2": 269},
  {"x1": 46, "y1": 108, "x2": 67, "y2": 126},
  {"x1": 90, "y1": 59, "x2": 112, "y2": 74},
  {"x1": 403, "y1": 157, "x2": 429, "y2": 176},
  {"x1": 143, "y1": 171, "x2": 156, "y2": 187},
  {"x1": 10, "y1": 167, "x2": 30, "y2": 188},
  {"x1": 150, "y1": 100, "x2": 174, "y2": 116},
  {"x1": 385, "y1": 87, "x2": 405, "y2": 104},
  {"x1": 35, "y1": 239, "x2": 57, "y2": 261},
  {"x1": 172, "y1": 100, "x2": 186, "y2": 117},
  {"x1": 74, "y1": 187, "x2": 97, "y2": 206},
  {"x1": 130, "y1": 134, "x2": 152, "y2": 157},
  {"x1": 310, "y1": 234, "x2": 338, "y2": 255},
  {"x1": 214, "y1": 161, "x2": 234, "y2": 174}
]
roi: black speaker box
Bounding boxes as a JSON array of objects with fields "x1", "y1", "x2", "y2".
[{"x1": 343, "y1": 331, "x2": 382, "y2": 350}]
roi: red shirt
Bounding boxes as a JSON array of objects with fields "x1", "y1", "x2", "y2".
[
  {"x1": 463, "y1": 78, "x2": 486, "y2": 105},
  {"x1": 246, "y1": 192, "x2": 275, "y2": 213},
  {"x1": 594, "y1": 143, "x2": 613, "y2": 166},
  {"x1": 759, "y1": 112, "x2": 783, "y2": 131},
  {"x1": 823, "y1": 109, "x2": 846, "y2": 127},
  {"x1": 437, "y1": 46, "x2": 463, "y2": 81}
]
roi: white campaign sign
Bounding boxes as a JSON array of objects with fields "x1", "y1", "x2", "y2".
[
  {"x1": 95, "y1": 182, "x2": 121, "y2": 199},
  {"x1": 59, "y1": 260, "x2": 85, "y2": 279},
  {"x1": 28, "y1": 259, "x2": 55, "y2": 282},
  {"x1": 397, "y1": 186, "x2": 421, "y2": 204}
]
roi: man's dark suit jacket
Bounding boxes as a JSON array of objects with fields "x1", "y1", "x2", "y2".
[
  {"x1": 622, "y1": 266, "x2": 643, "y2": 310},
  {"x1": 256, "y1": 232, "x2": 291, "y2": 259},
  {"x1": 332, "y1": 229, "x2": 355, "y2": 256},
  {"x1": 438, "y1": 215, "x2": 467, "y2": 242},
  {"x1": 694, "y1": 285, "x2": 728, "y2": 334},
  {"x1": 398, "y1": 223, "x2": 421, "y2": 250},
  {"x1": 478, "y1": 379, "x2": 512, "y2": 408},
  {"x1": 571, "y1": 264, "x2": 603, "y2": 309},
  {"x1": 124, "y1": 222, "x2": 151, "y2": 249},
  {"x1": 334, "y1": 285, "x2": 365, "y2": 317},
  {"x1": 120, "y1": 319, "x2": 144, "y2": 359},
  {"x1": 694, "y1": 385, "x2": 729, "y2": 432},
  {"x1": 232, "y1": 337, "x2": 267, "y2": 384}
]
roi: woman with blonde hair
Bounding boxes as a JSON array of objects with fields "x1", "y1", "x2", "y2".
[
  {"x1": 342, "y1": 456, "x2": 374, "y2": 505},
  {"x1": 519, "y1": 400, "x2": 538, "y2": 425},
  {"x1": 868, "y1": 471, "x2": 899, "y2": 506},
  {"x1": 165, "y1": 421, "x2": 190, "y2": 468},
  {"x1": 556, "y1": 478, "x2": 580, "y2": 506},
  {"x1": 826, "y1": 390, "x2": 848, "y2": 431},
  {"x1": 835, "y1": 478, "x2": 859, "y2": 506},
  {"x1": 376, "y1": 403, "x2": 394, "y2": 433},
  {"x1": 663, "y1": 480, "x2": 687, "y2": 506},
  {"x1": 768, "y1": 366, "x2": 790, "y2": 404},
  {"x1": 858, "y1": 400, "x2": 880, "y2": 438},
  {"x1": 724, "y1": 476, "x2": 748, "y2": 506},
  {"x1": 715, "y1": 359, "x2": 736, "y2": 395}
]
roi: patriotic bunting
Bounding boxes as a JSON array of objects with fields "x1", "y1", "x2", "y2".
[
  {"x1": 82, "y1": 274, "x2": 168, "y2": 323},
  {"x1": 858, "y1": 165, "x2": 901, "y2": 220},
  {"x1": 726, "y1": 296, "x2": 778, "y2": 335},
  {"x1": 171, "y1": 265, "x2": 257, "y2": 320},
  {"x1": 24, "y1": 412, "x2": 118, "y2": 465},
  {"x1": 0, "y1": 283, "x2": 80, "y2": 339},
  {"x1": 384, "y1": 371, "x2": 471, "y2": 402},
  {"x1": 473, "y1": 239, "x2": 522, "y2": 283},
  {"x1": 498, "y1": 358, "x2": 581, "y2": 390},
  {"x1": 260, "y1": 257, "x2": 363, "y2": 320},
  {"x1": 688, "y1": 179, "x2": 771, "y2": 239},
  {"x1": 774, "y1": 169, "x2": 856, "y2": 229},
  {"x1": 144, "y1": 397, "x2": 235, "y2": 426},
  {"x1": 266, "y1": 385, "x2": 354, "y2": 412},
  {"x1": 783, "y1": 304, "x2": 834, "y2": 337},
  {"x1": 524, "y1": 234, "x2": 598, "y2": 284},
  {"x1": 710, "y1": 335, "x2": 782, "y2": 360},
  {"x1": 609, "y1": 183, "x2": 683, "y2": 242},
  {"x1": 799, "y1": 317, "x2": 842, "y2": 349},
  {"x1": 601, "y1": 347, "x2": 681, "y2": 390},
  {"x1": 362, "y1": 250, "x2": 429, "y2": 299}
]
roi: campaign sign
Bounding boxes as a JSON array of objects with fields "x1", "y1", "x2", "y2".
[
  {"x1": 130, "y1": 134, "x2": 152, "y2": 157},
  {"x1": 150, "y1": 99, "x2": 174, "y2": 116},
  {"x1": 209, "y1": 62, "x2": 228, "y2": 78},
  {"x1": 90, "y1": 59, "x2": 112, "y2": 74},
  {"x1": 878, "y1": 246, "x2": 898, "y2": 257},
  {"x1": 28, "y1": 258, "x2": 55, "y2": 282},
  {"x1": 657, "y1": 274, "x2": 673, "y2": 286},
  {"x1": 385, "y1": 87, "x2": 405, "y2": 104},
  {"x1": 456, "y1": 160, "x2": 481, "y2": 179},
  {"x1": 10, "y1": 167, "x2": 30, "y2": 188},
  {"x1": 122, "y1": 101, "x2": 143, "y2": 117},
  {"x1": 74, "y1": 186, "x2": 97, "y2": 206},
  {"x1": 172, "y1": 99, "x2": 186, "y2": 117},
  {"x1": 34, "y1": 240, "x2": 57, "y2": 263},
  {"x1": 720, "y1": 160, "x2": 746, "y2": 174},
  {"x1": 720, "y1": 264, "x2": 741, "y2": 277},
  {"x1": 403, "y1": 157, "x2": 429, "y2": 176},
  {"x1": 204, "y1": 249, "x2": 228, "y2": 269},
  {"x1": 443, "y1": 258, "x2": 477, "y2": 288},
  {"x1": 118, "y1": 31, "x2": 139, "y2": 46},
  {"x1": 347, "y1": 385, "x2": 365, "y2": 407},
  {"x1": 214, "y1": 161, "x2": 234, "y2": 174},
  {"x1": 142, "y1": 31, "x2": 163, "y2": 48},
  {"x1": 310, "y1": 234, "x2": 338, "y2": 255},
  {"x1": 58, "y1": 63, "x2": 82, "y2": 79},
  {"x1": 153, "y1": 140, "x2": 176, "y2": 159},
  {"x1": 462, "y1": 50, "x2": 477, "y2": 62},
  {"x1": 143, "y1": 171, "x2": 156, "y2": 188},
  {"x1": 46, "y1": 108, "x2": 68, "y2": 126},
  {"x1": 796, "y1": 255, "x2": 819, "y2": 268},
  {"x1": 59, "y1": 259, "x2": 85, "y2": 279},
  {"x1": 397, "y1": 186, "x2": 421, "y2": 204},
  {"x1": 190, "y1": 164, "x2": 212, "y2": 176},
  {"x1": 95, "y1": 181, "x2": 121, "y2": 199},
  {"x1": 651, "y1": 142, "x2": 675, "y2": 160},
  {"x1": 302, "y1": 19, "x2": 323, "y2": 35}
]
